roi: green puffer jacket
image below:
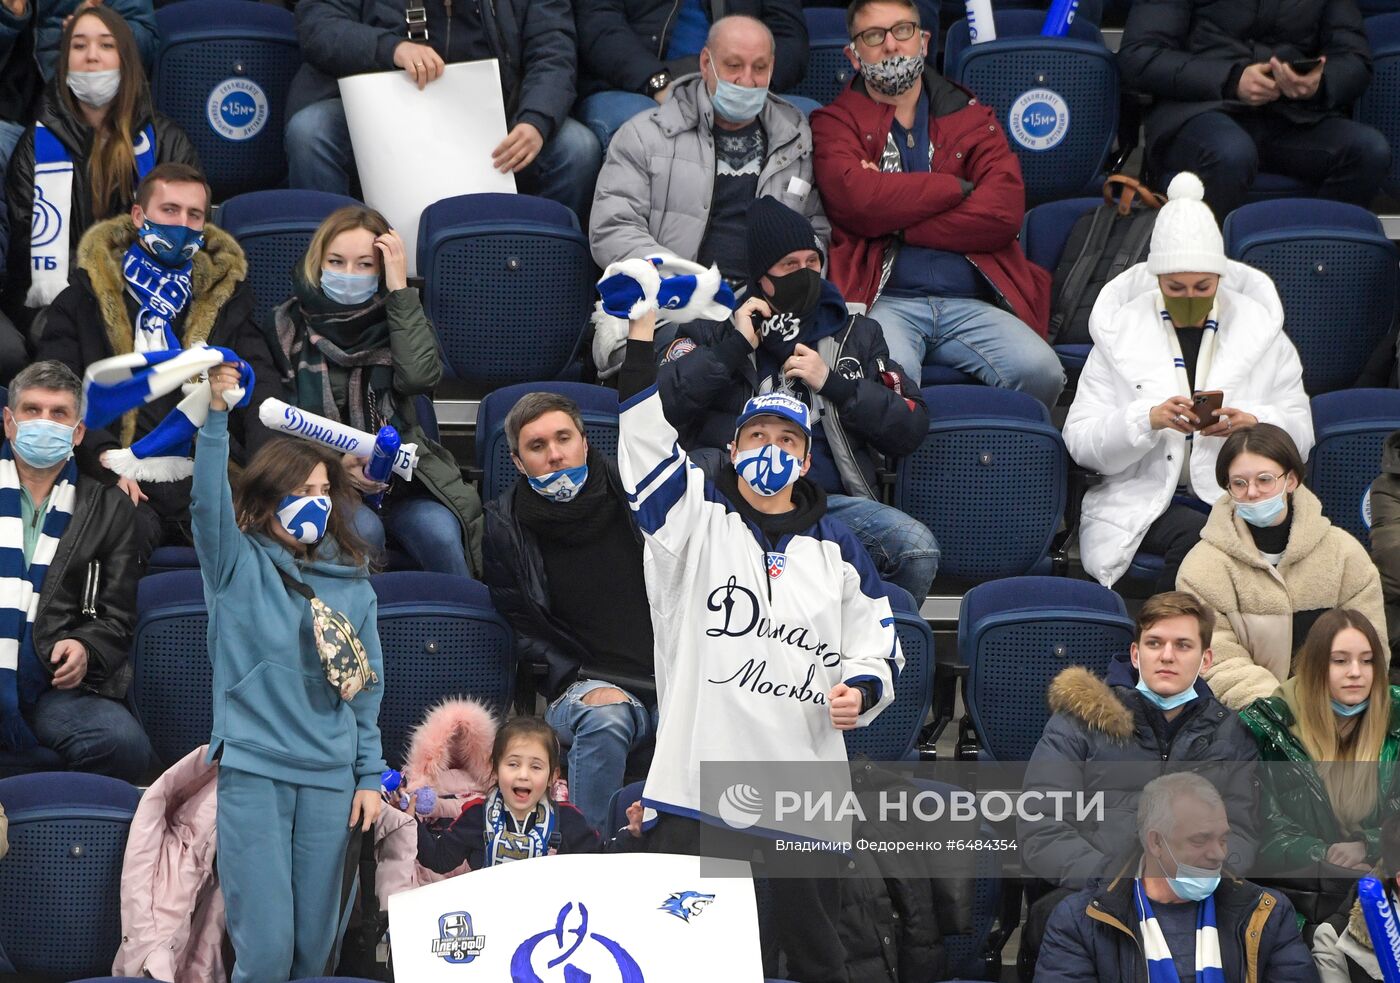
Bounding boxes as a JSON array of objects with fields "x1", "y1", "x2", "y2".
[{"x1": 1240, "y1": 683, "x2": 1400, "y2": 870}]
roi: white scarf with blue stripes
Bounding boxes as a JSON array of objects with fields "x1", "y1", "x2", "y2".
[
  {"x1": 1161, "y1": 297, "x2": 1219, "y2": 492},
  {"x1": 0, "y1": 449, "x2": 76, "y2": 749},
  {"x1": 82, "y1": 346, "x2": 252, "y2": 482},
  {"x1": 1134, "y1": 878, "x2": 1226, "y2": 983}
]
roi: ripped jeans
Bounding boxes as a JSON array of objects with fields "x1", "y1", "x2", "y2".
[{"x1": 545, "y1": 678, "x2": 658, "y2": 833}]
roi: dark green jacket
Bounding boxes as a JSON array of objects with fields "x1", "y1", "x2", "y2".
[
  {"x1": 1239, "y1": 685, "x2": 1400, "y2": 871},
  {"x1": 266, "y1": 286, "x2": 483, "y2": 574}
]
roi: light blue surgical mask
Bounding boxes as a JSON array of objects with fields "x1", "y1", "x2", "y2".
[
  {"x1": 1162, "y1": 839, "x2": 1222, "y2": 902},
  {"x1": 1333, "y1": 697, "x2": 1370, "y2": 718},
  {"x1": 320, "y1": 268, "x2": 380, "y2": 306},
  {"x1": 1135, "y1": 672, "x2": 1200, "y2": 711},
  {"x1": 276, "y1": 494, "x2": 332, "y2": 545},
  {"x1": 734, "y1": 444, "x2": 802, "y2": 497},
  {"x1": 11, "y1": 419, "x2": 75, "y2": 469},
  {"x1": 527, "y1": 464, "x2": 588, "y2": 503},
  {"x1": 1235, "y1": 488, "x2": 1288, "y2": 528},
  {"x1": 710, "y1": 77, "x2": 769, "y2": 123}
]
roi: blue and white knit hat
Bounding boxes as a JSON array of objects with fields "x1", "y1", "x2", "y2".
[{"x1": 83, "y1": 346, "x2": 254, "y2": 482}]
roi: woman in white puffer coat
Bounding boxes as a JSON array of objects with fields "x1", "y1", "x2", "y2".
[{"x1": 1064, "y1": 172, "x2": 1313, "y2": 591}]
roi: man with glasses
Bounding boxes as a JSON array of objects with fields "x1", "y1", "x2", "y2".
[{"x1": 809, "y1": 0, "x2": 1065, "y2": 408}]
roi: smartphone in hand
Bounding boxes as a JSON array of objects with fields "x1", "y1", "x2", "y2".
[{"x1": 1192, "y1": 390, "x2": 1224, "y2": 431}]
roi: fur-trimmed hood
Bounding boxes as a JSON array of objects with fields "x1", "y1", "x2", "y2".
[
  {"x1": 401, "y1": 697, "x2": 497, "y2": 797},
  {"x1": 1047, "y1": 666, "x2": 1135, "y2": 742},
  {"x1": 74, "y1": 216, "x2": 247, "y2": 446}
]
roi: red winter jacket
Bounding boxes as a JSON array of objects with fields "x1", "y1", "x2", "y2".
[{"x1": 811, "y1": 70, "x2": 1051, "y2": 337}]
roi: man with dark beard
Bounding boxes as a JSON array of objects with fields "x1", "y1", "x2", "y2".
[{"x1": 657, "y1": 195, "x2": 936, "y2": 601}]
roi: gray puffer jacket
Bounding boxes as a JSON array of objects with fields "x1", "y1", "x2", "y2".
[
  {"x1": 588, "y1": 73, "x2": 828, "y2": 270},
  {"x1": 1018, "y1": 664, "x2": 1260, "y2": 888}
]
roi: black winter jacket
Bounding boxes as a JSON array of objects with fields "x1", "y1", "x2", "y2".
[
  {"x1": 1036, "y1": 863, "x2": 1320, "y2": 983},
  {"x1": 482, "y1": 459, "x2": 649, "y2": 701},
  {"x1": 31, "y1": 469, "x2": 140, "y2": 699},
  {"x1": 1117, "y1": 0, "x2": 1373, "y2": 151},
  {"x1": 36, "y1": 217, "x2": 281, "y2": 491},
  {"x1": 289, "y1": 0, "x2": 577, "y2": 143},
  {"x1": 1019, "y1": 660, "x2": 1260, "y2": 889},
  {"x1": 575, "y1": 0, "x2": 808, "y2": 97},
  {"x1": 656, "y1": 279, "x2": 926, "y2": 499},
  {"x1": 3, "y1": 79, "x2": 198, "y2": 311}
]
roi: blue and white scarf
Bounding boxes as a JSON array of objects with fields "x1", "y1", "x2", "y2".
[
  {"x1": 481, "y1": 786, "x2": 558, "y2": 867},
  {"x1": 0, "y1": 448, "x2": 77, "y2": 749},
  {"x1": 28, "y1": 122, "x2": 156, "y2": 309},
  {"x1": 124, "y1": 241, "x2": 192, "y2": 353},
  {"x1": 83, "y1": 346, "x2": 253, "y2": 482},
  {"x1": 1134, "y1": 878, "x2": 1226, "y2": 983}
]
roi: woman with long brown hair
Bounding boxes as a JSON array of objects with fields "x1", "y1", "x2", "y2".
[
  {"x1": 2, "y1": 6, "x2": 197, "y2": 327},
  {"x1": 194, "y1": 363, "x2": 385, "y2": 983},
  {"x1": 1241, "y1": 609, "x2": 1400, "y2": 925}
]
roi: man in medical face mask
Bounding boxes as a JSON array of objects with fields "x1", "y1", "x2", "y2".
[
  {"x1": 1036, "y1": 772, "x2": 1316, "y2": 983},
  {"x1": 35, "y1": 161, "x2": 281, "y2": 561},
  {"x1": 482, "y1": 392, "x2": 657, "y2": 833},
  {"x1": 0, "y1": 360, "x2": 154, "y2": 782},
  {"x1": 588, "y1": 14, "x2": 830, "y2": 339},
  {"x1": 1018, "y1": 591, "x2": 1260, "y2": 966}
]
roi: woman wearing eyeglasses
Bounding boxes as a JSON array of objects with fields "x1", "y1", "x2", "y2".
[{"x1": 1178, "y1": 423, "x2": 1387, "y2": 711}]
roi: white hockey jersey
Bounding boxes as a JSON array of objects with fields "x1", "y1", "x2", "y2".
[{"x1": 619, "y1": 384, "x2": 903, "y2": 829}]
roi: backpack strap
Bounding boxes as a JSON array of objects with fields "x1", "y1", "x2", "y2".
[
  {"x1": 1103, "y1": 174, "x2": 1165, "y2": 216},
  {"x1": 1106, "y1": 210, "x2": 1158, "y2": 285}
]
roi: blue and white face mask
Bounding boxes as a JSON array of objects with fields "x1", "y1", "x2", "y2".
[
  {"x1": 733, "y1": 444, "x2": 802, "y2": 497},
  {"x1": 527, "y1": 464, "x2": 588, "y2": 503},
  {"x1": 276, "y1": 494, "x2": 332, "y2": 545},
  {"x1": 138, "y1": 218, "x2": 204, "y2": 267}
]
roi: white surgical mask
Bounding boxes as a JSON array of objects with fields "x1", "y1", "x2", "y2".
[{"x1": 67, "y1": 68, "x2": 121, "y2": 109}]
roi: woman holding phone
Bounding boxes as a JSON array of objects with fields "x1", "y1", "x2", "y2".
[
  {"x1": 1064, "y1": 171, "x2": 1312, "y2": 593},
  {"x1": 1179, "y1": 425, "x2": 1386, "y2": 710}
]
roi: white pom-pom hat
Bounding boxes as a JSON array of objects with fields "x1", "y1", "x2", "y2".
[{"x1": 1146, "y1": 172, "x2": 1227, "y2": 277}]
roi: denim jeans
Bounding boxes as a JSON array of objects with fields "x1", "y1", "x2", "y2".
[
  {"x1": 1155, "y1": 110, "x2": 1391, "y2": 219},
  {"x1": 353, "y1": 497, "x2": 469, "y2": 576},
  {"x1": 576, "y1": 90, "x2": 656, "y2": 154},
  {"x1": 545, "y1": 678, "x2": 657, "y2": 833},
  {"x1": 25, "y1": 687, "x2": 157, "y2": 783},
  {"x1": 868, "y1": 293, "x2": 1066, "y2": 408},
  {"x1": 285, "y1": 97, "x2": 604, "y2": 222},
  {"x1": 825, "y1": 494, "x2": 939, "y2": 601}
]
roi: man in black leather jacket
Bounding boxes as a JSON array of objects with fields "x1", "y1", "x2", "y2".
[
  {"x1": 0, "y1": 360, "x2": 151, "y2": 781},
  {"x1": 1118, "y1": 0, "x2": 1389, "y2": 217}
]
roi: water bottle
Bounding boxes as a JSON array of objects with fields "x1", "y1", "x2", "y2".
[
  {"x1": 1041, "y1": 0, "x2": 1079, "y2": 36},
  {"x1": 363, "y1": 425, "x2": 401, "y2": 509},
  {"x1": 965, "y1": 0, "x2": 996, "y2": 43}
]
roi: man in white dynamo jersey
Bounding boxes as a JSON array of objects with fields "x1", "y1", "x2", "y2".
[{"x1": 615, "y1": 304, "x2": 904, "y2": 982}]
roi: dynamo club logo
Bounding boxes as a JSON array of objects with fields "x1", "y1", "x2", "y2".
[
  {"x1": 1008, "y1": 88, "x2": 1070, "y2": 152},
  {"x1": 30, "y1": 185, "x2": 62, "y2": 249},
  {"x1": 207, "y1": 77, "x2": 269, "y2": 142},
  {"x1": 510, "y1": 901, "x2": 644, "y2": 982},
  {"x1": 432, "y1": 910, "x2": 487, "y2": 964}
]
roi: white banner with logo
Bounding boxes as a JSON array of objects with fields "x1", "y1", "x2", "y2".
[
  {"x1": 386, "y1": 853, "x2": 763, "y2": 981},
  {"x1": 338, "y1": 59, "x2": 517, "y2": 274}
]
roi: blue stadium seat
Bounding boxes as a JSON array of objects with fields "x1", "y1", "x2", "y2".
[
  {"x1": 920, "y1": 364, "x2": 980, "y2": 387},
  {"x1": 844, "y1": 588, "x2": 934, "y2": 761},
  {"x1": 418, "y1": 194, "x2": 595, "y2": 388},
  {"x1": 1224, "y1": 198, "x2": 1399, "y2": 395},
  {"x1": 129, "y1": 570, "x2": 211, "y2": 767},
  {"x1": 605, "y1": 779, "x2": 645, "y2": 840},
  {"x1": 785, "y1": 8, "x2": 856, "y2": 106},
  {"x1": 1308, "y1": 389, "x2": 1400, "y2": 548},
  {"x1": 1362, "y1": 1, "x2": 1400, "y2": 17},
  {"x1": 959, "y1": 576, "x2": 1134, "y2": 760},
  {"x1": 1243, "y1": 171, "x2": 1314, "y2": 202},
  {"x1": 152, "y1": 0, "x2": 300, "y2": 201},
  {"x1": 1021, "y1": 196, "x2": 1103, "y2": 371},
  {"x1": 0, "y1": 773, "x2": 141, "y2": 978},
  {"x1": 218, "y1": 189, "x2": 362, "y2": 328},
  {"x1": 944, "y1": 10, "x2": 1116, "y2": 205},
  {"x1": 895, "y1": 386, "x2": 1067, "y2": 581},
  {"x1": 1360, "y1": 14, "x2": 1400, "y2": 195},
  {"x1": 372, "y1": 573, "x2": 514, "y2": 769},
  {"x1": 147, "y1": 545, "x2": 198, "y2": 576},
  {"x1": 475, "y1": 382, "x2": 620, "y2": 504}
]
